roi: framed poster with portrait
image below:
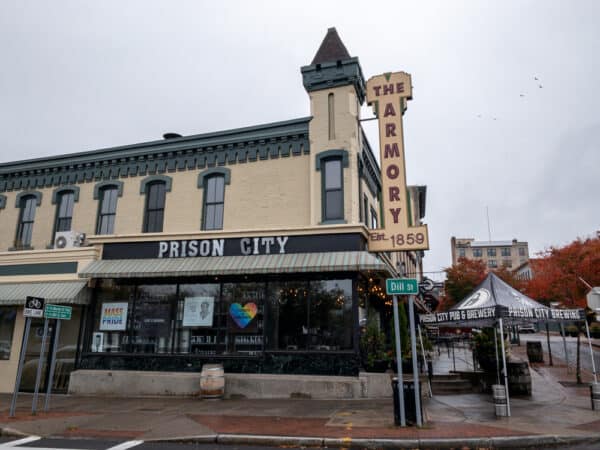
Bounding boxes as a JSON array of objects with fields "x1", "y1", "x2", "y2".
[{"x1": 183, "y1": 296, "x2": 214, "y2": 327}]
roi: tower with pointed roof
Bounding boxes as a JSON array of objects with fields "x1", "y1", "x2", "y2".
[{"x1": 301, "y1": 28, "x2": 368, "y2": 226}]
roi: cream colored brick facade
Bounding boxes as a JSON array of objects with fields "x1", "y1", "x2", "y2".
[{"x1": 450, "y1": 236, "x2": 529, "y2": 270}]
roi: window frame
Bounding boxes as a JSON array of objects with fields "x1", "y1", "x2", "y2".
[
  {"x1": 143, "y1": 181, "x2": 167, "y2": 233},
  {"x1": 96, "y1": 186, "x2": 119, "y2": 235},
  {"x1": 322, "y1": 157, "x2": 344, "y2": 222},
  {"x1": 14, "y1": 192, "x2": 42, "y2": 250},
  {"x1": 202, "y1": 174, "x2": 226, "y2": 231},
  {"x1": 53, "y1": 191, "x2": 75, "y2": 236}
]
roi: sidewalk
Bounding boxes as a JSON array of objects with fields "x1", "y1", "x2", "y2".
[{"x1": 1, "y1": 346, "x2": 600, "y2": 448}]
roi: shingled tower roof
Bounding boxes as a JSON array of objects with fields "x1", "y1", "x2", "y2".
[{"x1": 311, "y1": 27, "x2": 351, "y2": 65}]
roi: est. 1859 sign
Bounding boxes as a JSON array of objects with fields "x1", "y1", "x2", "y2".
[{"x1": 366, "y1": 72, "x2": 429, "y2": 252}]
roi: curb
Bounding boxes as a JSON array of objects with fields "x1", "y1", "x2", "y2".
[{"x1": 0, "y1": 427, "x2": 30, "y2": 438}]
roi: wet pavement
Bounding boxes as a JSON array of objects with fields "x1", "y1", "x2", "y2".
[{"x1": 1, "y1": 333, "x2": 600, "y2": 448}]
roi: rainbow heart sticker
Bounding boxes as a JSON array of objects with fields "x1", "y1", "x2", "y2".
[{"x1": 229, "y1": 302, "x2": 257, "y2": 328}]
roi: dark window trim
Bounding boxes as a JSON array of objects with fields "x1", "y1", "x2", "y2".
[
  {"x1": 95, "y1": 185, "x2": 120, "y2": 235},
  {"x1": 0, "y1": 195, "x2": 6, "y2": 210},
  {"x1": 15, "y1": 190, "x2": 42, "y2": 208},
  {"x1": 51, "y1": 185, "x2": 80, "y2": 204},
  {"x1": 201, "y1": 174, "x2": 226, "y2": 231},
  {"x1": 93, "y1": 180, "x2": 124, "y2": 200},
  {"x1": 142, "y1": 180, "x2": 168, "y2": 233},
  {"x1": 197, "y1": 167, "x2": 231, "y2": 188},
  {"x1": 139, "y1": 175, "x2": 172, "y2": 194},
  {"x1": 315, "y1": 149, "x2": 349, "y2": 171}
]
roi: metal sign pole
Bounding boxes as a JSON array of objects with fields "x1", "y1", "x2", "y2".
[
  {"x1": 493, "y1": 328, "x2": 500, "y2": 385},
  {"x1": 418, "y1": 325, "x2": 432, "y2": 397},
  {"x1": 498, "y1": 318, "x2": 511, "y2": 417},
  {"x1": 32, "y1": 318, "x2": 49, "y2": 415},
  {"x1": 560, "y1": 322, "x2": 570, "y2": 373},
  {"x1": 392, "y1": 295, "x2": 406, "y2": 426},
  {"x1": 408, "y1": 295, "x2": 422, "y2": 426},
  {"x1": 44, "y1": 319, "x2": 61, "y2": 411},
  {"x1": 584, "y1": 320, "x2": 598, "y2": 384},
  {"x1": 9, "y1": 317, "x2": 32, "y2": 418}
]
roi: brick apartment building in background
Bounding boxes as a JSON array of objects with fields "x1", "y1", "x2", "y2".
[{"x1": 450, "y1": 236, "x2": 529, "y2": 270}]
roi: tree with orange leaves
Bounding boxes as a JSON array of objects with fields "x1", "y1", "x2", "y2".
[
  {"x1": 441, "y1": 257, "x2": 487, "y2": 309},
  {"x1": 523, "y1": 236, "x2": 600, "y2": 308}
]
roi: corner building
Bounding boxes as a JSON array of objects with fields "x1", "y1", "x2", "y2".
[{"x1": 0, "y1": 29, "x2": 427, "y2": 396}]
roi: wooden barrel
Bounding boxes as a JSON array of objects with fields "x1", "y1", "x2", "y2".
[
  {"x1": 200, "y1": 364, "x2": 224, "y2": 399},
  {"x1": 591, "y1": 383, "x2": 600, "y2": 411},
  {"x1": 492, "y1": 384, "x2": 508, "y2": 417}
]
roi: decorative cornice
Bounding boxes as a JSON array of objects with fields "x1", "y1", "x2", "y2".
[
  {"x1": 301, "y1": 57, "x2": 366, "y2": 103},
  {"x1": 52, "y1": 185, "x2": 80, "y2": 204},
  {"x1": 0, "y1": 117, "x2": 311, "y2": 193},
  {"x1": 140, "y1": 175, "x2": 173, "y2": 194},
  {"x1": 93, "y1": 180, "x2": 124, "y2": 200},
  {"x1": 198, "y1": 167, "x2": 231, "y2": 188},
  {"x1": 315, "y1": 149, "x2": 349, "y2": 171},
  {"x1": 15, "y1": 190, "x2": 42, "y2": 208}
]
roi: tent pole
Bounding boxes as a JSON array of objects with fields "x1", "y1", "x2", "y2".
[
  {"x1": 584, "y1": 320, "x2": 598, "y2": 384},
  {"x1": 494, "y1": 327, "x2": 500, "y2": 385},
  {"x1": 418, "y1": 325, "x2": 433, "y2": 397},
  {"x1": 499, "y1": 318, "x2": 511, "y2": 417},
  {"x1": 560, "y1": 322, "x2": 570, "y2": 373}
]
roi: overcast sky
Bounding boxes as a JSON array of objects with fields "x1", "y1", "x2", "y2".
[{"x1": 1, "y1": 1, "x2": 598, "y2": 279}]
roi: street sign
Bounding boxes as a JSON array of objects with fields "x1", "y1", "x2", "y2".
[
  {"x1": 386, "y1": 278, "x2": 418, "y2": 295},
  {"x1": 24, "y1": 296, "x2": 45, "y2": 318},
  {"x1": 44, "y1": 304, "x2": 72, "y2": 320}
]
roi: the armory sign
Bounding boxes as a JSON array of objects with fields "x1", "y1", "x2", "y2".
[{"x1": 366, "y1": 71, "x2": 429, "y2": 252}]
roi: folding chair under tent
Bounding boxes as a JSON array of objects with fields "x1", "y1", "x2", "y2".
[{"x1": 419, "y1": 273, "x2": 590, "y2": 417}]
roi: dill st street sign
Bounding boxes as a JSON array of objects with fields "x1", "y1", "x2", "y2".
[{"x1": 386, "y1": 278, "x2": 418, "y2": 295}]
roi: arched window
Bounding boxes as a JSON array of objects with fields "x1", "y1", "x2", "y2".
[
  {"x1": 15, "y1": 194, "x2": 40, "y2": 249},
  {"x1": 316, "y1": 150, "x2": 348, "y2": 223},
  {"x1": 144, "y1": 181, "x2": 167, "y2": 233},
  {"x1": 202, "y1": 175, "x2": 225, "y2": 230},
  {"x1": 97, "y1": 186, "x2": 119, "y2": 234}
]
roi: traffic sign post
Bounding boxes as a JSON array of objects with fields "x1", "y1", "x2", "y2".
[{"x1": 386, "y1": 278, "x2": 418, "y2": 295}]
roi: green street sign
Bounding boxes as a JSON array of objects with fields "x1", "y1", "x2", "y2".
[
  {"x1": 44, "y1": 304, "x2": 72, "y2": 320},
  {"x1": 386, "y1": 278, "x2": 418, "y2": 295}
]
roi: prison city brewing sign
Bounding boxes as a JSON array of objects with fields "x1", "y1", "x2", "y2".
[{"x1": 366, "y1": 72, "x2": 429, "y2": 252}]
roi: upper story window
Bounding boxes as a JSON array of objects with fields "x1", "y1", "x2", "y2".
[
  {"x1": 487, "y1": 248, "x2": 496, "y2": 257},
  {"x1": 140, "y1": 175, "x2": 172, "y2": 233},
  {"x1": 501, "y1": 247, "x2": 511, "y2": 257},
  {"x1": 94, "y1": 181, "x2": 123, "y2": 235},
  {"x1": 15, "y1": 192, "x2": 42, "y2": 249},
  {"x1": 203, "y1": 175, "x2": 225, "y2": 230},
  {"x1": 458, "y1": 248, "x2": 466, "y2": 258},
  {"x1": 144, "y1": 182, "x2": 166, "y2": 233},
  {"x1": 370, "y1": 207, "x2": 378, "y2": 230},
  {"x1": 328, "y1": 93, "x2": 335, "y2": 140},
  {"x1": 323, "y1": 158, "x2": 343, "y2": 221},
  {"x1": 54, "y1": 191, "x2": 74, "y2": 234},
  {"x1": 316, "y1": 150, "x2": 348, "y2": 224},
  {"x1": 97, "y1": 186, "x2": 118, "y2": 234},
  {"x1": 472, "y1": 248, "x2": 483, "y2": 257},
  {"x1": 519, "y1": 247, "x2": 526, "y2": 257},
  {"x1": 363, "y1": 194, "x2": 369, "y2": 226},
  {"x1": 488, "y1": 259, "x2": 497, "y2": 268}
]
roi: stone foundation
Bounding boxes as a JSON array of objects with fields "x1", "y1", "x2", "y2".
[{"x1": 68, "y1": 369, "x2": 396, "y2": 399}]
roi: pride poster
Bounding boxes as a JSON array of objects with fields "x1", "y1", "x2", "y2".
[{"x1": 99, "y1": 302, "x2": 129, "y2": 331}]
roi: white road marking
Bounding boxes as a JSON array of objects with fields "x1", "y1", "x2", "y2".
[
  {"x1": 0, "y1": 437, "x2": 41, "y2": 447},
  {"x1": 104, "y1": 441, "x2": 144, "y2": 450}
]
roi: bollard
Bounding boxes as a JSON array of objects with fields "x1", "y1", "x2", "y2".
[{"x1": 493, "y1": 384, "x2": 508, "y2": 417}]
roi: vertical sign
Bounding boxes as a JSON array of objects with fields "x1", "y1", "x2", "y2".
[{"x1": 365, "y1": 72, "x2": 429, "y2": 252}]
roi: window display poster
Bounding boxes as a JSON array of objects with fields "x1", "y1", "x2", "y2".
[
  {"x1": 183, "y1": 296, "x2": 214, "y2": 327},
  {"x1": 99, "y1": 302, "x2": 129, "y2": 331},
  {"x1": 92, "y1": 332, "x2": 104, "y2": 352},
  {"x1": 227, "y1": 302, "x2": 258, "y2": 333}
]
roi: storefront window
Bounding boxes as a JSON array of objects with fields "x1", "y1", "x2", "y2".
[
  {"x1": 130, "y1": 285, "x2": 176, "y2": 353},
  {"x1": 266, "y1": 279, "x2": 353, "y2": 351},
  {"x1": 0, "y1": 307, "x2": 17, "y2": 359},
  {"x1": 91, "y1": 281, "x2": 135, "y2": 353},
  {"x1": 222, "y1": 282, "x2": 265, "y2": 355},
  {"x1": 175, "y1": 283, "x2": 221, "y2": 355}
]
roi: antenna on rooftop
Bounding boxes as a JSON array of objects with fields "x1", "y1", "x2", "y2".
[{"x1": 486, "y1": 206, "x2": 492, "y2": 243}]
